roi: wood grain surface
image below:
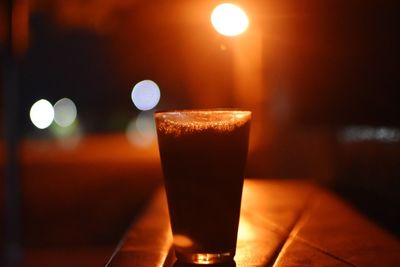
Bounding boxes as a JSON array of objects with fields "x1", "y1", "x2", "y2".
[{"x1": 106, "y1": 179, "x2": 400, "y2": 267}]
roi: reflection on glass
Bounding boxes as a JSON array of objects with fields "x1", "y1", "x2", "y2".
[
  {"x1": 237, "y1": 218, "x2": 255, "y2": 241},
  {"x1": 173, "y1": 234, "x2": 194, "y2": 248}
]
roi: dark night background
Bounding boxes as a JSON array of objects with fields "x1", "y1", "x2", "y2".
[
  {"x1": 1, "y1": 0, "x2": 399, "y2": 266},
  {"x1": 15, "y1": 0, "x2": 400, "y2": 131}
]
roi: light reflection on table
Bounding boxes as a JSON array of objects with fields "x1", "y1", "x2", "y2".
[{"x1": 107, "y1": 179, "x2": 400, "y2": 267}]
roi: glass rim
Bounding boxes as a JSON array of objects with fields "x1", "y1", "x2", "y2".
[{"x1": 154, "y1": 108, "x2": 251, "y2": 116}]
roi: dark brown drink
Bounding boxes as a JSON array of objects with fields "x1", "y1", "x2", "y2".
[{"x1": 155, "y1": 109, "x2": 251, "y2": 264}]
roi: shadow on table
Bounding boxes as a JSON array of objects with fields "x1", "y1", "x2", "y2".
[{"x1": 173, "y1": 260, "x2": 236, "y2": 267}]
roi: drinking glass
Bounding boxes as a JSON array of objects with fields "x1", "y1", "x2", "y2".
[{"x1": 155, "y1": 109, "x2": 251, "y2": 264}]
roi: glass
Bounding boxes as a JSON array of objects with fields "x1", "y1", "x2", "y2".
[{"x1": 155, "y1": 109, "x2": 251, "y2": 264}]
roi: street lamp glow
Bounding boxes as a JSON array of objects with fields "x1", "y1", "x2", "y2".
[
  {"x1": 30, "y1": 99, "x2": 54, "y2": 129},
  {"x1": 211, "y1": 3, "x2": 249, "y2": 36}
]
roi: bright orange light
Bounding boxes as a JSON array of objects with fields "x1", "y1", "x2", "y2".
[
  {"x1": 211, "y1": 3, "x2": 249, "y2": 37},
  {"x1": 173, "y1": 234, "x2": 193, "y2": 248},
  {"x1": 238, "y1": 218, "x2": 255, "y2": 240}
]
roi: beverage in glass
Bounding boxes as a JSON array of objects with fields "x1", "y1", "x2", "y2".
[{"x1": 155, "y1": 109, "x2": 251, "y2": 264}]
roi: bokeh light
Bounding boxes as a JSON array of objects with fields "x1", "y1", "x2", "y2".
[
  {"x1": 339, "y1": 126, "x2": 400, "y2": 143},
  {"x1": 30, "y1": 99, "x2": 54, "y2": 129},
  {"x1": 53, "y1": 98, "x2": 77, "y2": 127},
  {"x1": 126, "y1": 111, "x2": 157, "y2": 148},
  {"x1": 211, "y1": 3, "x2": 249, "y2": 36},
  {"x1": 131, "y1": 80, "x2": 161, "y2": 111},
  {"x1": 50, "y1": 120, "x2": 83, "y2": 150}
]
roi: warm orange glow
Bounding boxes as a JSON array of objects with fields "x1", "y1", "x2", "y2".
[
  {"x1": 12, "y1": 0, "x2": 29, "y2": 56},
  {"x1": 211, "y1": 3, "x2": 249, "y2": 36},
  {"x1": 238, "y1": 217, "x2": 255, "y2": 240},
  {"x1": 49, "y1": 0, "x2": 132, "y2": 34},
  {"x1": 173, "y1": 234, "x2": 193, "y2": 248},
  {"x1": 231, "y1": 27, "x2": 264, "y2": 154}
]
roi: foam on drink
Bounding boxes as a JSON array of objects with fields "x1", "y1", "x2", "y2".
[{"x1": 155, "y1": 110, "x2": 251, "y2": 136}]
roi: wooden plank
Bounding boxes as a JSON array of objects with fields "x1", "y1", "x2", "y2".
[
  {"x1": 235, "y1": 180, "x2": 316, "y2": 266},
  {"x1": 106, "y1": 189, "x2": 172, "y2": 267},
  {"x1": 107, "y1": 179, "x2": 316, "y2": 266},
  {"x1": 273, "y1": 238, "x2": 352, "y2": 267},
  {"x1": 106, "y1": 179, "x2": 400, "y2": 267},
  {"x1": 273, "y1": 189, "x2": 400, "y2": 267}
]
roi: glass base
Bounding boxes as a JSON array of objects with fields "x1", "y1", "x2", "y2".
[{"x1": 176, "y1": 252, "x2": 234, "y2": 264}]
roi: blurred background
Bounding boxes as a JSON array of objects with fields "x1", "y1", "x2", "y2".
[{"x1": 1, "y1": 0, "x2": 399, "y2": 266}]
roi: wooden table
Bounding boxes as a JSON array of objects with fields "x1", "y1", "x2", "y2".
[{"x1": 106, "y1": 179, "x2": 400, "y2": 266}]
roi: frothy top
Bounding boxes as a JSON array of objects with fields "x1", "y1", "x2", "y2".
[{"x1": 155, "y1": 110, "x2": 251, "y2": 136}]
